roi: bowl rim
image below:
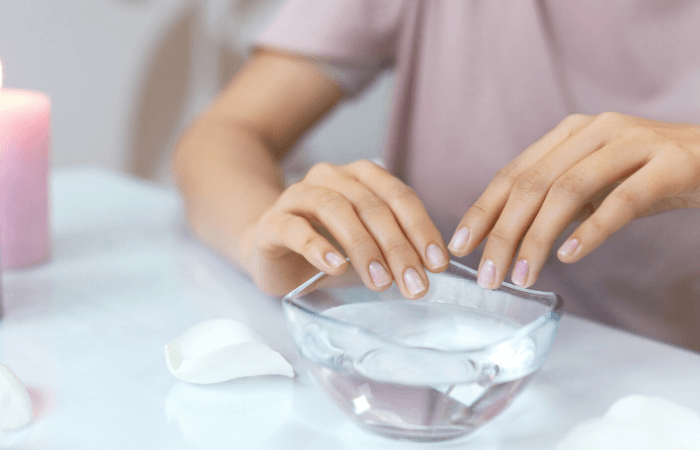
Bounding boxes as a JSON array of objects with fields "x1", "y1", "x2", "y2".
[{"x1": 283, "y1": 260, "x2": 564, "y2": 355}]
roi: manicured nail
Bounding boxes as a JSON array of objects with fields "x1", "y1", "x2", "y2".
[
  {"x1": 558, "y1": 238, "x2": 580, "y2": 258},
  {"x1": 324, "y1": 252, "x2": 345, "y2": 268},
  {"x1": 369, "y1": 261, "x2": 392, "y2": 287},
  {"x1": 477, "y1": 259, "x2": 496, "y2": 289},
  {"x1": 448, "y1": 227, "x2": 470, "y2": 251},
  {"x1": 403, "y1": 268, "x2": 426, "y2": 296},
  {"x1": 426, "y1": 244, "x2": 447, "y2": 268},
  {"x1": 512, "y1": 259, "x2": 528, "y2": 287}
]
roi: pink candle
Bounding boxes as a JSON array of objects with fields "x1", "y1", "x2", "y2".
[{"x1": 0, "y1": 60, "x2": 51, "y2": 269}]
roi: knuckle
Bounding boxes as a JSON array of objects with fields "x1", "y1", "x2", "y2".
[
  {"x1": 288, "y1": 217, "x2": 313, "y2": 236},
  {"x1": 349, "y1": 159, "x2": 377, "y2": 172},
  {"x1": 524, "y1": 231, "x2": 547, "y2": 250},
  {"x1": 306, "y1": 162, "x2": 337, "y2": 180},
  {"x1": 357, "y1": 193, "x2": 388, "y2": 214},
  {"x1": 552, "y1": 173, "x2": 587, "y2": 199},
  {"x1": 276, "y1": 214, "x2": 305, "y2": 237},
  {"x1": 407, "y1": 217, "x2": 438, "y2": 236},
  {"x1": 487, "y1": 229, "x2": 514, "y2": 248},
  {"x1": 562, "y1": 113, "x2": 589, "y2": 127},
  {"x1": 585, "y1": 216, "x2": 607, "y2": 233},
  {"x1": 314, "y1": 189, "x2": 348, "y2": 213},
  {"x1": 595, "y1": 111, "x2": 625, "y2": 126},
  {"x1": 515, "y1": 169, "x2": 550, "y2": 194},
  {"x1": 387, "y1": 183, "x2": 417, "y2": 202},
  {"x1": 494, "y1": 162, "x2": 520, "y2": 185},
  {"x1": 612, "y1": 188, "x2": 637, "y2": 207},
  {"x1": 468, "y1": 202, "x2": 490, "y2": 220},
  {"x1": 301, "y1": 234, "x2": 323, "y2": 253},
  {"x1": 281, "y1": 214, "x2": 303, "y2": 229},
  {"x1": 348, "y1": 233, "x2": 376, "y2": 252},
  {"x1": 382, "y1": 239, "x2": 412, "y2": 256}
]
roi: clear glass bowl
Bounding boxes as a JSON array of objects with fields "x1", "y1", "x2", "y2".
[{"x1": 283, "y1": 260, "x2": 563, "y2": 442}]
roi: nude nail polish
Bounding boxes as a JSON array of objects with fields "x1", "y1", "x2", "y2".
[
  {"x1": 426, "y1": 244, "x2": 447, "y2": 268},
  {"x1": 403, "y1": 268, "x2": 426, "y2": 296},
  {"x1": 512, "y1": 259, "x2": 528, "y2": 287},
  {"x1": 558, "y1": 238, "x2": 580, "y2": 258},
  {"x1": 477, "y1": 259, "x2": 496, "y2": 289},
  {"x1": 324, "y1": 252, "x2": 345, "y2": 268},
  {"x1": 369, "y1": 261, "x2": 392, "y2": 287},
  {"x1": 448, "y1": 227, "x2": 470, "y2": 251}
]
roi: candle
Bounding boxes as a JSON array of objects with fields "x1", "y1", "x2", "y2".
[{"x1": 0, "y1": 60, "x2": 51, "y2": 268}]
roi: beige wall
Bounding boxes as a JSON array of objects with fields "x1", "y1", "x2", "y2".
[{"x1": 0, "y1": 0, "x2": 394, "y2": 184}]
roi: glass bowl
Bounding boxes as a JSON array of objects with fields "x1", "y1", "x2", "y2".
[{"x1": 282, "y1": 260, "x2": 563, "y2": 442}]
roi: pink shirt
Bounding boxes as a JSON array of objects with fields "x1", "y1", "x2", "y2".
[{"x1": 256, "y1": 0, "x2": 700, "y2": 350}]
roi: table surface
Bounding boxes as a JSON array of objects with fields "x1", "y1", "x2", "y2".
[{"x1": 2, "y1": 167, "x2": 699, "y2": 450}]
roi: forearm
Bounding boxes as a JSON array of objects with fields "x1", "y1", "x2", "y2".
[
  {"x1": 172, "y1": 114, "x2": 283, "y2": 271},
  {"x1": 171, "y1": 49, "x2": 344, "y2": 291}
]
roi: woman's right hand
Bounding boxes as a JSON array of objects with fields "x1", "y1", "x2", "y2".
[{"x1": 246, "y1": 160, "x2": 449, "y2": 298}]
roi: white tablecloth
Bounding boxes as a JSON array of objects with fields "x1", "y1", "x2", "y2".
[{"x1": 2, "y1": 167, "x2": 699, "y2": 449}]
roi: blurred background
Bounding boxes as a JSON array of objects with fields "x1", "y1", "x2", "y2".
[{"x1": 0, "y1": 0, "x2": 395, "y2": 184}]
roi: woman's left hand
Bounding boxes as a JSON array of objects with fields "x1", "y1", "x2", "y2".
[{"x1": 448, "y1": 112, "x2": 700, "y2": 289}]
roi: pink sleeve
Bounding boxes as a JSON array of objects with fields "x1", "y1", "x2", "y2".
[{"x1": 253, "y1": 0, "x2": 405, "y2": 97}]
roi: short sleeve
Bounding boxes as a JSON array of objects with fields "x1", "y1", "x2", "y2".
[{"x1": 253, "y1": 0, "x2": 405, "y2": 97}]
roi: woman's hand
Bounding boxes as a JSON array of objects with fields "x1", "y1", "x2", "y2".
[
  {"x1": 247, "y1": 160, "x2": 449, "y2": 297},
  {"x1": 448, "y1": 112, "x2": 700, "y2": 289}
]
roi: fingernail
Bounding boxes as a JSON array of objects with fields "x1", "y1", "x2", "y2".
[
  {"x1": 512, "y1": 259, "x2": 528, "y2": 287},
  {"x1": 403, "y1": 268, "x2": 426, "y2": 296},
  {"x1": 477, "y1": 259, "x2": 496, "y2": 289},
  {"x1": 558, "y1": 238, "x2": 580, "y2": 258},
  {"x1": 324, "y1": 252, "x2": 345, "y2": 268},
  {"x1": 448, "y1": 227, "x2": 470, "y2": 251},
  {"x1": 369, "y1": 261, "x2": 392, "y2": 287},
  {"x1": 426, "y1": 244, "x2": 447, "y2": 268}
]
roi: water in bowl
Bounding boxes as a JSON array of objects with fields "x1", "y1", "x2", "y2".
[{"x1": 299, "y1": 300, "x2": 539, "y2": 441}]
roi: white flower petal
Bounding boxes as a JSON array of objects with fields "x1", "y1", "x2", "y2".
[
  {"x1": 605, "y1": 395, "x2": 700, "y2": 450},
  {"x1": 166, "y1": 319, "x2": 294, "y2": 384},
  {"x1": 0, "y1": 364, "x2": 32, "y2": 431},
  {"x1": 557, "y1": 395, "x2": 700, "y2": 450},
  {"x1": 555, "y1": 417, "x2": 675, "y2": 450}
]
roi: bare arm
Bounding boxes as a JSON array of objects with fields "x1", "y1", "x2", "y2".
[
  {"x1": 174, "y1": 50, "x2": 448, "y2": 297},
  {"x1": 172, "y1": 49, "x2": 343, "y2": 271}
]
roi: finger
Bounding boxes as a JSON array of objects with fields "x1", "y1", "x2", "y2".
[
  {"x1": 556, "y1": 153, "x2": 685, "y2": 263},
  {"x1": 305, "y1": 163, "x2": 430, "y2": 298},
  {"x1": 474, "y1": 118, "x2": 608, "y2": 288},
  {"x1": 344, "y1": 160, "x2": 449, "y2": 273},
  {"x1": 512, "y1": 138, "x2": 650, "y2": 287},
  {"x1": 449, "y1": 114, "x2": 594, "y2": 257},
  {"x1": 277, "y1": 183, "x2": 395, "y2": 292},
  {"x1": 571, "y1": 181, "x2": 620, "y2": 222},
  {"x1": 258, "y1": 211, "x2": 348, "y2": 275}
]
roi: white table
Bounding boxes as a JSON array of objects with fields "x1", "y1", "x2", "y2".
[{"x1": 2, "y1": 167, "x2": 699, "y2": 449}]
